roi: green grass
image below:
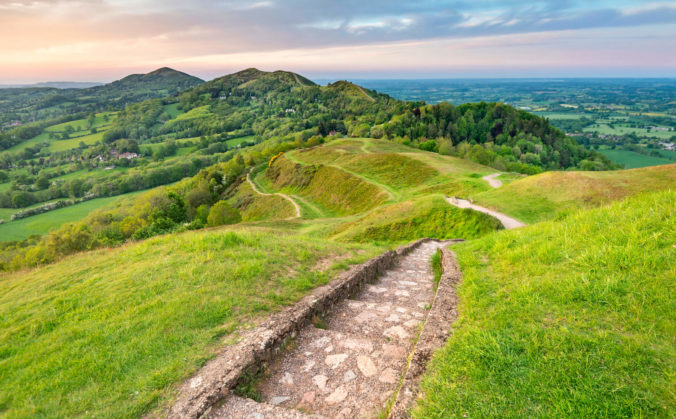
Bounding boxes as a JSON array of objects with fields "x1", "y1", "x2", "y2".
[
  {"x1": 226, "y1": 135, "x2": 255, "y2": 147},
  {"x1": 228, "y1": 181, "x2": 295, "y2": 222},
  {"x1": 533, "y1": 112, "x2": 586, "y2": 120},
  {"x1": 0, "y1": 208, "x2": 15, "y2": 222},
  {"x1": 332, "y1": 195, "x2": 502, "y2": 243},
  {"x1": 0, "y1": 227, "x2": 385, "y2": 417},
  {"x1": 415, "y1": 191, "x2": 675, "y2": 417},
  {"x1": 267, "y1": 155, "x2": 389, "y2": 217},
  {"x1": 172, "y1": 105, "x2": 211, "y2": 122},
  {"x1": 163, "y1": 103, "x2": 183, "y2": 118},
  {"x1": 45, "y1": 112, "x2": 114, "y2": 133},
  {"x1": 430, "y1": 249, "x2": 442, "y2": 287},
  {"x1": 473, "y1": 164, "x2": 676, "y2": 223},
  {"x1": 46, "y1": 131, "x2": 105, "y2": 152},
  {"x1": 599, "y1": 149, "x2": 674, "y2": 168},
  {"x1": 52, "y1": 167, "x2": 128, "y2": 182},
  {"x1": 0, "y1": 192, "x2": 144, "y2": 242},
  {"x1": 7, "y1": 112, "x2": 115, "y2": 153}
]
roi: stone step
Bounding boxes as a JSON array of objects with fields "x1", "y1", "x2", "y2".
[
  {"x1": 211, "y1": 240, "x2": 450, "y2": 419},
  {"x1": 255, "y1": 327, "x2": 409, "y2": 418},
  {"x1": 207, "y1": 393, "x2": 326, "y2": 419},
  {"x1": 327, "y1": 299, "x2": 427, "y2": 344}
]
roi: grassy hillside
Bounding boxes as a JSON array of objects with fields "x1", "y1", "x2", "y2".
[
  {"x1": 473, "y1": 164, "x2": 676, "y2": 223},
  {"x1": 228, "y1": 180, "x2": 295, "y2": 222},
  {"x1": 266, "y1": 154, "x2": 390, "y2": 216},
  {"x1": 0, "y1": 227, "x2": 384, "y2": 417},
  {"x1": 416, "y1": 191, "x2": 675, "y2": 417},
  {"x1": 332, "y1": 194, "x2": 502, "y2": 243}
]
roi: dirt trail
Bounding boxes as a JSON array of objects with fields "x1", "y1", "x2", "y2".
[
  {"x1": 210, "y1": 241, "x2": 450, "y2": 418},
  {"x1": 247, "y1": 171, "x2": 301, "y2": 219},
  {"x1": 482, "y1": 173, "x2": 503, "y2": 188},
  {"x1": 356, "y1": 85, "x2": 376, "y2": 102},
  {"x1": 445, "y1": 196, "x2": 525, "y2": 229}
]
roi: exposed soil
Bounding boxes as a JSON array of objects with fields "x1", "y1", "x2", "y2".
[
  {"x1": 445, "y1": 195, "x2": 526, "y2": 229},
  {"x1": 482, "y1": 173, "x2": 503, "y2": 188}
]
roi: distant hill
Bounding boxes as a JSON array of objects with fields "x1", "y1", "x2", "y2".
[
  {"x1": 0, "y1": 67, "x2": 203, "y2": 126},
  {"x1": 0, "y1": 81, "x2": 103, "y2": 89},
  {"x1": 90, "y1": 67, "x2": 203, "y2": 97}
]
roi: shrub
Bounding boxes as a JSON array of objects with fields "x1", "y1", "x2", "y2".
[{"x1": 206, "y1": 201, "x2": 242, "y2": 227}]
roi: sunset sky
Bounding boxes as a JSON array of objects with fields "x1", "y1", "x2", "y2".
[{"x1": 1, "y1": 0, "x2": 675, "y2": 83}]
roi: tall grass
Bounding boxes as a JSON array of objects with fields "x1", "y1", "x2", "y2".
[
  {"x1": 0, "y1": 227, "x2": 384, "y2": 417},
  {"x1": 415, "y1": 191, "x2": 675, "y2": 417}
]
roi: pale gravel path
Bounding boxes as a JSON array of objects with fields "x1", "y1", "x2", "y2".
[
  {"x1": 210, "y1": 241, "x2": 450, "y2": 418},
  {"x1": 445, "y1": 196, "x2": 526, "y2": 230},
  {"x1": 482, "y1": 173, "x2": 503, "y2": 188},
  {"x1": 247, "y1": 171, "x2": 301, "y2": 219}
]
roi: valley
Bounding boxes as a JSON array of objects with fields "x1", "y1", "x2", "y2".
[{"x1": 0, "y1": 68, "x2": 673, "y2": 418}]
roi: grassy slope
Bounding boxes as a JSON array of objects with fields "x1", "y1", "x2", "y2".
[
  {"x1": 0, "y1": 192, "x2": 144, "y2": 242},
  {"x1": 473, "y1": 164, "x2": 676, "y2": 223},
  {"x1": 0, "y1": 227, "x2": 385, "y2": 417},
  {"x1": 332, "y1": 194, "x2": 502, "y2": 243},
  {"x1": 416, "y1": 191, "x2": 675, "y2": 418},
  {"x1": 228, "y1": 180, "x2": 295, "y2": 221},
  {"x1": 276, "y1": 139, "x2": 505, "y2": 241},
  {"x1": 267, "y1": 154, "x2": 389, "y2": 216}
]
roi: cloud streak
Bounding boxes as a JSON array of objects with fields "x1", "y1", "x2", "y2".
[{"x1": 0, "y1": 0, "x2": 674, "y2": 81}]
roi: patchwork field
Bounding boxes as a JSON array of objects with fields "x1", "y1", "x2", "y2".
[
  {"x1": 599, "y1": 149, "x2": 674, "y2": 168},
  {"x1": 0, "y1": 192, "x2": 144, "y2": 242}
]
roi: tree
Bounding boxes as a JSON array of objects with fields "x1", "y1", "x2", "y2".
[
  {"x1": 34, "y1": 175, "x2": 50, "y2": 190},
  {"x1": 11, "y1": 191, "x2": 33, "y2": 208},
  {"x1": 206, "y1": 201, "x2": 241, "y2": 227}
]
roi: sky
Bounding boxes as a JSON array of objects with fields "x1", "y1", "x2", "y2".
[{"x1": 1, "y1": 0, "x2": 675, "y2": 82}]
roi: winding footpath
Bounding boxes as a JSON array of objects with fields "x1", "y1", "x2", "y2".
[
  {"x1": 445, "y1": 173, "x2": 526, "y2": 229},
  {"x1": 445, "y1": 196, "x2": 525, "y2": 229},
  {"x1": 247, "y1": 171, "x2": 301, "y2": 219},
  {"x1": 482, "y1": 173, "x2": 503, "y2": 188},
  {"x1": 209, "y1": 241, "x2": 451, "y2": 418}
]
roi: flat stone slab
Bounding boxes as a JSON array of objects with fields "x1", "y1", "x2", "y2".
[
  {"x1": 251, "y1": 241, "x2": 448, "y2": 417},
  {"x1": 256, "y1": 327, "x2": 408, "y2": 417},
  {"x1": 208, "y1": 394, "x2": 326, "y2": 419}
]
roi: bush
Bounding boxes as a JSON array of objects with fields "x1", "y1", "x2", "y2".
[{"x1": 206, "y1": 201, "x2": 241, "y2": 227}]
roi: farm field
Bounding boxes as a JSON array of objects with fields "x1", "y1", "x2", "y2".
[
  {"x1": 7, "y1": 112, "x2": 115, "y2": 153},
  {"x1": 598, "y1": 149, "x2": 674, "y2": 168},
  {"x1": 0, "y1": 191, "x2": 144, "y2": 242},
  {"x1": 583, "y1": 123, "x2": 674, "y2": 139},
  {"x1": 226, "y1": 135, "x2": 255, "y2": 147}
]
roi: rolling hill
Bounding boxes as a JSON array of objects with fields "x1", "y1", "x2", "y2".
[
  {"x1": 0, "y1": 67, "x2": 203, "y2": 128},
  {"x1": 0, "y1": 131, "x2": 674, "y2": 416}
]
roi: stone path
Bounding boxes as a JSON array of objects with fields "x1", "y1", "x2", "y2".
[
  {"x1": 210, "y1": 240, "x2": 449, "y2": 418},
  {"x1": 482, "y1": 173, "x2": 503, "y2": 188},
  {"x1": 445, "y1": 196, "x2": 525, "y2": 229}
]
